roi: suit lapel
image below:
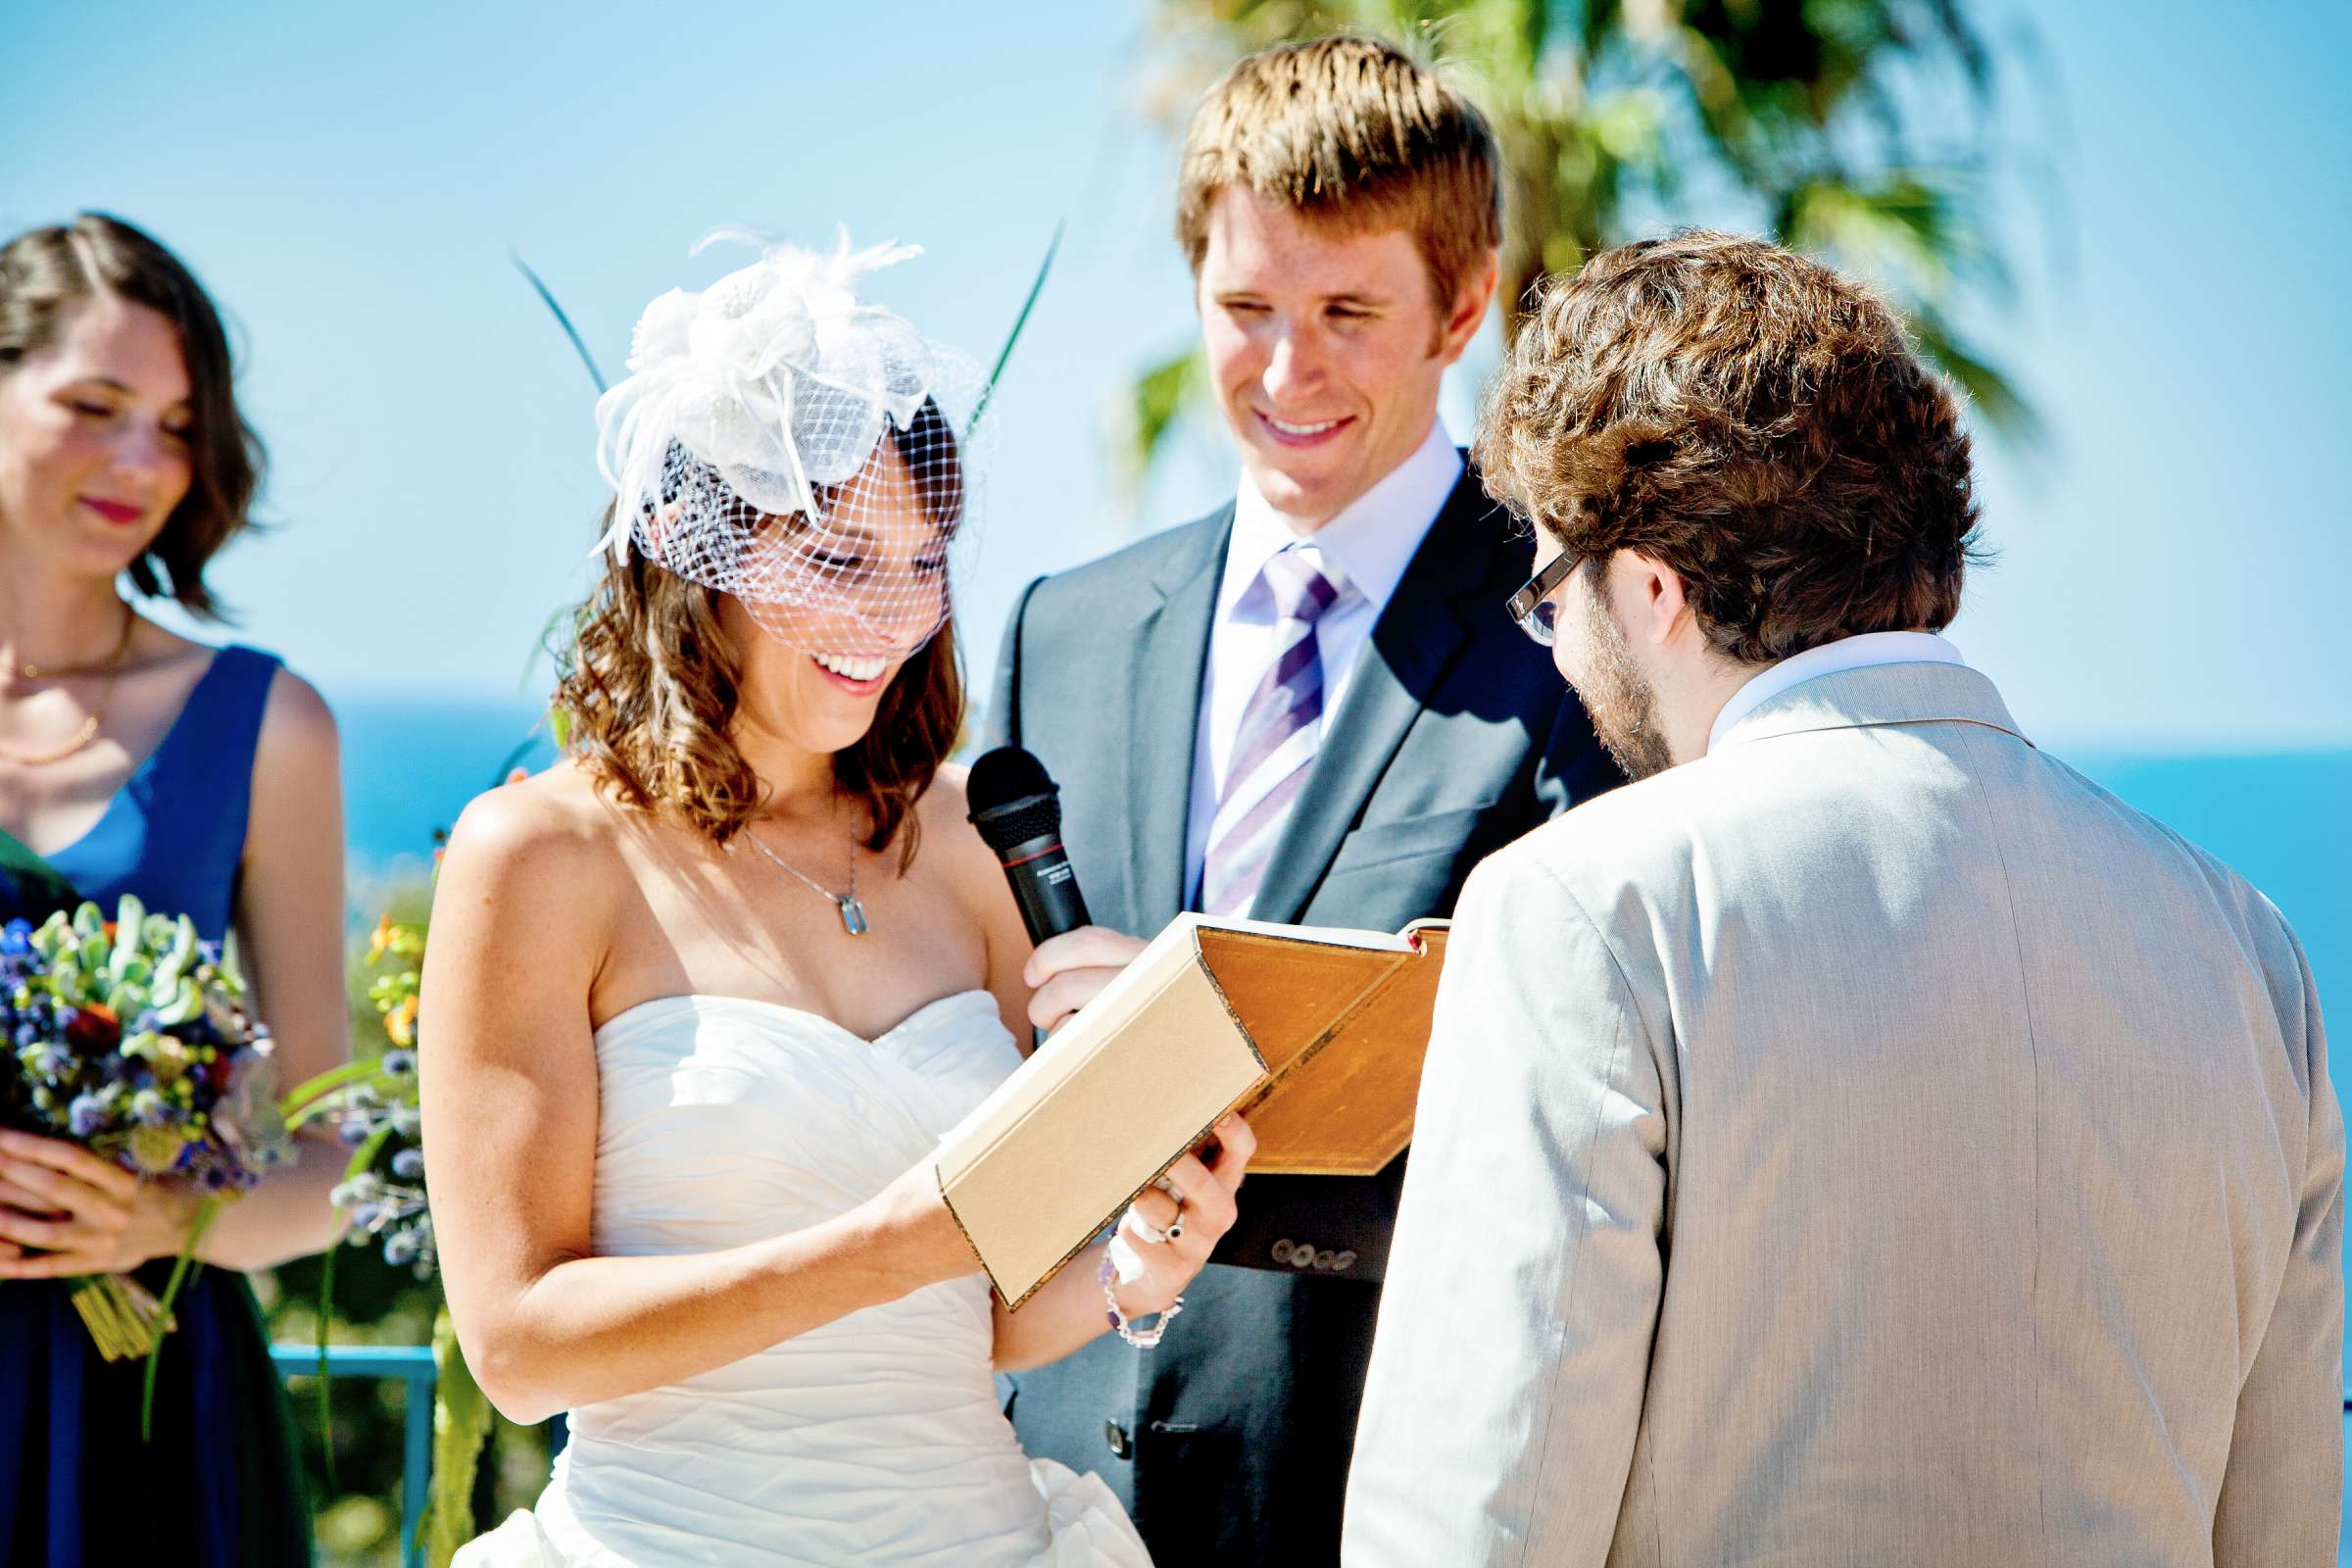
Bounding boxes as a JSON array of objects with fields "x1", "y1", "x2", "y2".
[
  {"x1": 1249, "y1": 471, "x2": 1497, "y2": 926},
  {"x1": 1123, "y1": 508, "x2": 1230, "y2": 933}
]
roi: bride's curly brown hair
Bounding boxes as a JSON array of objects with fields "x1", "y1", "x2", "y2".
[{"x1": 557, "y1": 419, "x2": 965, "y2": 870}]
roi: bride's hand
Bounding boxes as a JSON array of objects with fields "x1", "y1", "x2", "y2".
[
  {"x1": 1108, "y1": 1112, "x2": 1256, "y2": 1317},
  {"x1": 863, "y1": 1158, "x2": 986, "y2": 1289}
]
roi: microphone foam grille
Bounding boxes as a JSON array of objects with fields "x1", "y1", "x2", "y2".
[
  {"x1": 974, "y1": 796, "x2": 1059, "y2": 853},
  {"x1": 968, "y1": 745, "x2": 1054, "y2": 808},
  {"x1": 967, "y1": 745, "x2": 1064, "y2": 853}
]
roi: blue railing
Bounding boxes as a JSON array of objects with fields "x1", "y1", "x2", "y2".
[
  {"x1": 272, "y1": 1343, "x2": 436, "y2": 1568},
  {"x1": 270, "y1": 1350, "x2": 2351, "y2": 1568}
]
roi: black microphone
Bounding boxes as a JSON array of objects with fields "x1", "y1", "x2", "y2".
[{"x1": 966, "y1": 745, "x2": 1092, "y2": 946}]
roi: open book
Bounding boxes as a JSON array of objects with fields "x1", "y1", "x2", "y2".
[{"x1": 933, "y1": 912, "x2": 1448, "y2": 1308}]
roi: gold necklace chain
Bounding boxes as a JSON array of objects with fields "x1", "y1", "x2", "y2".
[
  {"x1": 738, "y1": 820, "x2": 871, "y2": 937},
  {"x1": 0, "y1": 605, "x2": 136, "y2": 768}
]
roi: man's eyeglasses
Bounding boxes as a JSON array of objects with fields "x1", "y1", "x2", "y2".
[{"x1": 1505, "y1": 548, "x2": 1582, "y2": 647}]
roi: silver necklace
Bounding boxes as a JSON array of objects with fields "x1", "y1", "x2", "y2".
[{"x1": 739, "y1": 823, "x2": 869, "y2": 936}]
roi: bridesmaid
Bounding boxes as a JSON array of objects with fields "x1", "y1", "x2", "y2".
[{"x1": 0, "y1": 214, "x2": 348, "y2": 1563}]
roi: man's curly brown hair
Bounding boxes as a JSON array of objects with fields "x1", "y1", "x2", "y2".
[{"x1": 1476, "y1": 230, "x2": 1983, "y2": 664}]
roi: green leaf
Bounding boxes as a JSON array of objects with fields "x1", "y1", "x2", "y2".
[{"x1": 154, "y1": 976, "x2": 203, "y2": 1027}]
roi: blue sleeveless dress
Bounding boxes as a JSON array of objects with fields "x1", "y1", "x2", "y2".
[{"x1": 0, "y1": 645, "x2": 312, "y2": 1566}]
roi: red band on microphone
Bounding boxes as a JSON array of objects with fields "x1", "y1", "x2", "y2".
[{"x1": 1002, "y1": 842, "x2": 1066, "y2": 870}]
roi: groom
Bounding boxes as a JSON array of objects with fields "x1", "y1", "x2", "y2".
[
  {"x1": 987, "y1": 34, "x2": 1618, "y2": 1565},
  {"x1": 1346, "y1": 231, "x2": 2343, "y2": 1564}
]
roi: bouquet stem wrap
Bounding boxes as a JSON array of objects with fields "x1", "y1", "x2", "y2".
[{"x1": 69, "y1": 1271, "x2": 171, "y2": 1361}]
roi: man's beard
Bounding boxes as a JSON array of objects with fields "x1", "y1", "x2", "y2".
[{"x1": 1575, "y1": 588, "x2": 1674, "y2": 781}]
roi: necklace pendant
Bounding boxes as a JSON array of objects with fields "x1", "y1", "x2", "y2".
[{"x1": 837, "y1": 896, "x2": 870, "y2": 937}]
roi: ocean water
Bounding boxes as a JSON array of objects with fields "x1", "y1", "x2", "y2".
[
  {"x1": 340, "y1": 697, "x2": 558, "y2": 878},
  {"x1": 338, "y1": 695, "x2": 2352, "y2": 1017}
]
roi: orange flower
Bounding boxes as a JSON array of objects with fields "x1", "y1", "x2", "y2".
[
  {"x1": 367, "y1": 914, "x2": 396, "y2": 965},
  {"x1": 385, "y1": 994, "x2": 418, "y2": 1049}
]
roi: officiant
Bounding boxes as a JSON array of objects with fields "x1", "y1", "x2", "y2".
[{"x1": 985, "y1": 35, "x2": 1620, "y2": 1564}]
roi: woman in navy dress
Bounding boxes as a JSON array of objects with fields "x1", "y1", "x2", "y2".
[{"x1": 0, "y1": 215, "x2": 349, "y2": 1563}]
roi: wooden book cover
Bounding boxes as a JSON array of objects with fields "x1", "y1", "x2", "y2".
[{"x1": 932, "y1": 912, "x2": 1448, "y2": 1308}]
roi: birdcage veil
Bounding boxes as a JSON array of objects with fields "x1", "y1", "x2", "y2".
[{"x1": 592, "y1": 227, "x2": 985, "y2": 658}]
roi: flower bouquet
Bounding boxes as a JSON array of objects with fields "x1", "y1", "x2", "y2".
[
  {"x1": 312, "y1": 911, "x2": 434, "y2": 1277},
  {"x1": 0, "y1": 896, "x2": 293, "y2": 1363}
]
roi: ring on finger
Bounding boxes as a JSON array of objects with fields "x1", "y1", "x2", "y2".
[
  {"x1": 1165, "y1": 1193, "x2": 1188, "y2": 1243},
  {"x1": 1126, "y1": 1207, "x2": 1172, "y2": 1247}
]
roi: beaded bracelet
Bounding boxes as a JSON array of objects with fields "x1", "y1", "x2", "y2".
[{"x1": 1100, "y1": 1251, "x2": 1185, "y2": 1349}]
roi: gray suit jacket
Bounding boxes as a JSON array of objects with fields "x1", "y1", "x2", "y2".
[
  {"x1": 989, "y1": 466, "x2": 1620, "y2": 1563},
  {"x1": 1346, "y1": 662, "x2": 2343, "y2": 1567}
]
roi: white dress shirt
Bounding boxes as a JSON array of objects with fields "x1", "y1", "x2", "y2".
[
  {"x1": 1707, "y1": 630, "x2": 1967, "y2": 753},
  {"x1": 1182, "y1": 419, "x2": 1464, "y2": 903}
]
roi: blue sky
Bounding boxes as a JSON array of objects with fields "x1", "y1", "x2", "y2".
[{"x1": 4, "y1": 0, "x2": 2347, "y2": 753}]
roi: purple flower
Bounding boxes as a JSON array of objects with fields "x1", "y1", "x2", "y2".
[
  {"x1": 391, "y1": 1147, "x2": 425, "y2": 1180},
  {"x1": 67, "y1": 1093, "x2": 110, "y2": 1139}
]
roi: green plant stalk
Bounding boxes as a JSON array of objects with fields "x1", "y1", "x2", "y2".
[
  {"x1": 139, "y1": 1196, "x2": 221, "y2": 1442},
  {"x1": 417, "y1": 1304, "x2": 494, "y2": 1568},
  {"x1": 281, "y1": 1057, "x2": 399, "y2": 1120},
  {"x1": 316, "y1": 1239, "x2": 339, "y2": 1495}
]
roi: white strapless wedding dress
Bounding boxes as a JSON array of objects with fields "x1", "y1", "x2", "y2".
[{"x1": 457, "y1": 991, "x2": 1150, "y2": 1567}]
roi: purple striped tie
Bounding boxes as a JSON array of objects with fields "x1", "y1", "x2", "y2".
[{"x1": 1201, "y1": 547, "x2": 1351, "y2": 917}]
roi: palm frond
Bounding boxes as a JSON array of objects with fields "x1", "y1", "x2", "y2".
[
  {"x1": 1117, "y1": 345, "x2": 1209, "y2": 488},
  {"x1": 1907, "y1": 313, "x2": 2040, "y2": 444},
  {"x1": 1116, "y1": 0, "x2": 2055, "y2": 506}
]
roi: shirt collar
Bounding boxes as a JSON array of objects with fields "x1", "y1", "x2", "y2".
[
  {"x1": 1220, "y1": 418, "x2": 1462, "y2": 618},
  {"x1": 1707, "y1": 631, "x2": 1968, "y2": 753}
]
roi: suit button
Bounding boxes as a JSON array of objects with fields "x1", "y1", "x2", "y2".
[
  {"x1": 1333, "y1": 1250, "x2": 1357, "y2": 1273},
  {"x1": 1104, "y1": 1420, "x2": 1132, "y2": 1460},
  {"x1": 1270, "y1": 1239, "x2": 1297, "y2": 1265},
  {"x1": 1288, "y1": 1243, "x2": 1315, "y2": 1270},
  {"x1": 1313, "y1": 1249, "x2": 1338, "y2": 1271}
]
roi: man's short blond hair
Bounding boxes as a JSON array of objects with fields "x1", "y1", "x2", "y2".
[{"x1": 1176, "y1": 35, "x2": 1501, "y2": 311}]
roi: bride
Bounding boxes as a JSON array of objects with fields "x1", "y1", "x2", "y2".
[{"x1": 420, "y1": 231, "x2": 1249, "y2": 1566}]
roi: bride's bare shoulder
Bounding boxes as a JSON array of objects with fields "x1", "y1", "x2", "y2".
[
  {"x1": 439, "y1": 760, "x2": 634, "y2": 906},
  {"x1": 915, "y1": 764, "x2": 993, "y2": 881}
]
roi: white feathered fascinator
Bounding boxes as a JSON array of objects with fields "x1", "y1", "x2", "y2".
[{"x1": 592, "y1": 227, "x2": 985, "y2": 658}]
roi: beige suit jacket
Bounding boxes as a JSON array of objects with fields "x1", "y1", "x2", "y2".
[{"x1": 1344, "y1": 662, "x2": 2341, "y2": 1566}]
